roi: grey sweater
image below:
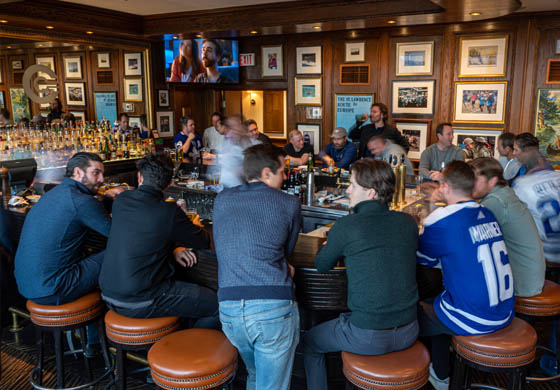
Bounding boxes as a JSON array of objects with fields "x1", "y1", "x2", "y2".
[{"x1": 419, "y1": 144, "x2": 465, "y2": 179}]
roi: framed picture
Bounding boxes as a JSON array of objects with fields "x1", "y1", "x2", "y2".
[
  {"x1": 458, "y1": 35, "x2": 508, "y2": 77},
  {"x1": 156, "y1": 111, "x2": 175, "y2": 138},
  {"x1": 158, "y1": 89, "x2": 169, "y2": 107},
  {"x1": 70, "y1": 111, "x2": 86, "y2": 123},
  {"x1": 64, "y1": 56, "x2": 82, "y2": 79},
  {"x1": 295, "y1": 76, "x2": 322, "y2": 106},
  {"x1": 345, "y1": 41, "x2": 365, "y2": 63},
  {"x1": 261, "y1": 45, "x2": 283, "y2": 78},
  {"x1": 395, "y1": 119, "x2": 431, "y2": 160},
  {"x1": 124, "y1": 78, "x2": 143, "y2": 102},
  {"x1": 556, "y1": 39, "x2": 560, "y2": 55},
  {"x1": 94, "y1": 91, "x2": 117, "y2": 123},
  {"x1": 306, "y1": 107, "x2": 322, "y2": 120},
  {"x1": 39, "y1": 86, "x2": 58, "y2": 108},
  {"x1": 453, "y1": 128, "x2": 502, "y2": 159},
  {"x1": 35, "y1": 56, "x2": 56, "y2": 80},
  {"x1": 129, "y1": 116, "x2": 141, "y2": 129},
  {"x1": 12, "y1": 60, "x2": 22, "y2": 70},
  {"x1": 392, "y1": 80, "x2": 435, "y2": 115},
  {"x1": 334, "y1": 93, "x2": 374, "y2": 135},
  {"x1": 0, "y1": 90, "x2": 4, "y2": 109},
  {"x1": 453, "y1": 81, "x2": 507, "y2": 123},
  {"x1": 395, "y1": 41, "x2": 434, "y2": 76},
  {"x1": 534, "y1": 89, "x2": 560, "y2": 168},
  {"x1": 65, "y1": 82, "x2": 86, "y2": 106},
  {"x1": 97, "y1": 52, "x2": 110, "y2": 68},
  {"x1": 9, "y1": 88, "x2": 30, "y2": 122},
  {"x1": 0, "y1": 60, "x2": 3, "y2": 84},
  {"x1": 124, "y1": 52, "x2": 142, "y2": 76},
  {"x1": 296, "y1": 46, "x2": 322, "y2": 74},
  {"x1": 297, "y1": 123, "x2": 321, "y2": 155}
]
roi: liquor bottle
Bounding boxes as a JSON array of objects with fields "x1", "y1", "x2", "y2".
[
  {"x1": 328, "y1": 159, "x2": 335, "y2": 175},
  {"x1": 287, "y1": 170, "x2": 295, "y2": 195},
  {"x1": 98, "y1": 141, "x2": 106, "y2": 161},
  {"x1": 123, "y1": 142, "x2": 130, "y2": 159},
  {"x1": 307, "y1": 153, "x2": 314, "y2": 172},
  {"x1": 103, "y1": 137, "x2": 111, "y2": 161},
  {"x1": 294, "y1": 171, "x2": 301, "y2": 196}
]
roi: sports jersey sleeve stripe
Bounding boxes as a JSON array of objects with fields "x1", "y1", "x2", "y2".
[
  {"x1": 441, "y1": 297, "x2": 512, "y2": 326},
  {"x1": 417, "y1": 251, "x2": 441, "y2": 268},
  {"x1": 439, "y1": 300, "x2": 486, "y2": 335},
  {"x1": 423, "y1": 201, "x2": 480, "y2": 227}
]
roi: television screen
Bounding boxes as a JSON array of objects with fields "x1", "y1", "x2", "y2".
[{"x1": 164, "y1": 35, "x2": 239, "y2": 84}]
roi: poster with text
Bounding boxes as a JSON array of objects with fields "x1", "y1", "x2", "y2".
[
  {"x1": 334, "y1": 93, "x2": 374, "y2": 139},
  {"x1": 94, "y1": 92, "x2": 117, "y2": 124}
]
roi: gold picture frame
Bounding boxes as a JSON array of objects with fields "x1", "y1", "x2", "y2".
[
  {"x1": 453, "y1": 81, "x2": 507, "y2": 124},
  {"x1": 395, "y1": 41, "x2": 434, "y2": 76},
  {"x1": 295, "y1": 76, "x2": 322, "y2": 106},
  {"x1": 124, "y1": 78, "x2": 143, "y2": 102},
  {"x1": 458, "y1": 35, "x2": 508, "y2": 78}
]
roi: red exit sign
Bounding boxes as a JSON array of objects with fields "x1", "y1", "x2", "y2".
[{"x1": 240, "y1": 53, "x2": 255, "y2": 66}]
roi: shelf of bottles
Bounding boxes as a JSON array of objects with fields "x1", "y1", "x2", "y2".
[{"x1": 0, "y1": 121, "x2": 154, "y2": 170}]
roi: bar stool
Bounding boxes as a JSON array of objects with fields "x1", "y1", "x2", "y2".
[
  {"x1": 451, "y1": 317, "x2": 537, "y2": 390},
  {"x1": 26, "y1": 290, "x2": 113, "y2": 389},
  {"x1": 546, "y1": 261, "x2": 560, "y2": 283},
  {"x1": 104, "y1": 310, "x2": 180, "y2": 390},
  {"x1": 148, "y1": 329, "x2": 238, "y2": 389},
  {"x1": 341, "y1": 341, "x2": 430, "y2": 390}
]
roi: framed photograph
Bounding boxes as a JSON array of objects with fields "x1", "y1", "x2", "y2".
[
  {"x1": 556, "y1": 39, "x2": 560, "y2": 55},
  {"x1": 453, "y1": 128, "x2": 501, "y2": 159},
  {"x1": 261, "y1": 45, "x2": 283, "y2": 78},
  {"x1": 64, "y1": 56, "x2": 82, "y2": 79},
  {"x1": 296, "y1": 46, "x2": 322, "y2": 74},
  {"x1": 70, "y1": 111, "x2": 86, "y2": 123},
  {"x1": 94, "y1": 91, "x2": 117, "y2": 123},
  {"x1": 458, "y1": 35, "x2": 508, "y2": 77},
  {"x1": 97, "y1": 52, "x2": 110, "y2": 68},
  {"x1": 297, "y1": 123, "x2": 321, "y2": 155},
  {"x1": 395, "y1": 119, "x2": 431, "y2": 160},
  {"x1": 124, "y1": 78, "x2": 143, "y2": 102},
  {"x1": 295, "y1": 76, "x2": 322, "y2": 106},
  {"x1": 345, "y1": 41, "x2": 365, "y2": 63},
  {"x1": 9, "y1": 88, "x2": 30, "y2": 122},
  {"x1": 158, "y1": 89, "x2": 169, "y2": 107},
  {"x1": 35, "y1": 56, "x2": 56, "y2": 80},
  {"x1": 65, "y1": 82, "x2": 86, "y2": 106},
  {"x1": 124, "y1": 52, "x2": 142, "y2": 76},
  {"x1": 453, "y1": 81, "x2": 507, "y2": 123},
  {"x1": 129, "y1": 116, "x2": 141, "y2": 129},
  {"x1": 392, "y1": 80, "x2": 435, "y2": 115},
  {"x1": 534, "y1": 89, "x2": 560, "y2": 168},
  {"x1": 156, "y1": 111, "x2": 175, "y2": 138},
  {"x1": 396, "y1": 41, "x2": 434, "y2": 76},
  {"x1": 0, "y1": 60, "x2": 3, "y2": 84},
  {"x1": 12, "y1": 60, "x2": 22, "y2": 70},
  {"x1": 39, "y1": 86, "x2": 58, "y2": 108},
  {"x1": 0, "y1": 90, "x2": 4, "y2": 109},
  {"x1": 334, "y1": 93, "x2": 374, "y2": 135},
  {"x1": 305, "y1": 106, "x2": 322, "y2": 120}
]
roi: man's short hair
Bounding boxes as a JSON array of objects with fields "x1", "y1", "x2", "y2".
[
  {"x1": 498, "y1": 132, "x2": 515, "y2": 150},
  {"x1": 136, "y1": 153, "x2": 175, "y2": 191},
  {"x1": 442, "y1": 160, "x2": 475, "y2": 196},
  {"x1": 371, "y1": 103, "x2": 388, "y2": 121},
  {"x1": 288, "y1": 129, "x2": 302, "y2": 140},
  {"x1": 0, "y1": 108, "x2": 10, "y2": 120},
  {"x1": 204, "y1": 39, "x2": 223, "y2": 58},
  {"x1": 180, "y1": 115, "x2": 194, "y2": 127},
  {"x1": 469, "y1": 157, "x2": 507, "y2": 187},
  {"x1": 65, "y1": 152, "x2": 102, "y2": 177},
  {"x1": 244, "y1": 119, "x2": 257, "y2": 127},
  {"x1": 351, "y1": 158, "x2": 395, "y2": 206},
  {"x1": 435, "y1": 122, "x2": 452, "y2": 136},
  {"x1": 243, "y1": 144, "x2": 286, "y2": 181},
  {"x1": 211, "y1": 112, "x2": 222, "y2": 121},
  {"x1": 119, "y1": 113, "x2": 129, "y2": 121},
  {"x1": 515, "y1": 133, "x2": 539, "y2": 150},
  {"x1": 368, "y1": 134, "x2": 386, "y2": 144}
]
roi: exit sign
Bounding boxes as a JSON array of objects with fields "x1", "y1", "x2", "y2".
[{"x1": 240, "y1": 53, "x2": 255, "y2": 66}]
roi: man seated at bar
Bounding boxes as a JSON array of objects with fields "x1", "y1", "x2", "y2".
[
  {"x1": 246, "y1": 119, "x2": 271, "y2": 145},
  {"x1": 213, "y1": 144, "x2": 301, "y2": 390},
  {"x1": 318, "y1": 127, "x2": 356, "y2": 170},
  {"x1": 174, "y1": 115, "x2": 203, "y2": 161},
  {"x1": 367, "y1": 134, "x2": 413, "y2": 175},
  {"x1": 497, "y1": 132, "x2": 522, "y2": 181},
  {"x1": 203, "y1": 112, "x2": 225, "y2": 152},
  {"x1": 418, "y1": 123, "x2": 465, "y2": 181},
  {"x1": 284, "y1": 129, "x2": 314, "y2": 166},
  {"x1": 303, "y1": 158, "x2": 419, "y2": 390},
  {"x1": 470, "y1": 157, "x2": 545, "y2": 297},
  {"x1": 99, "y1": 153, "x2": 217, "y2": 327},
  {"x1": 417, "y1": 161, "x2": 514, "y2": 390},
  {"x1": 512, "y1": 132, "x2": 560, "y2": 264}
]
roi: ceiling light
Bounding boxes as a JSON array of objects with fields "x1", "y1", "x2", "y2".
[
  {"x1": 196, "y1": 33, "x2": 202, "y2": 38},
  {"x1": 0, "y1": 20, "x2": 7, "y2": 24},
  {"x1": 250, "y1": 30, "x2": 258, "y2": 34},
  {"x1": 6, "y1": 45, "x2": 11, "y2": 48},
  {"x1": 312, "y1": 26, "x2": 321, "y2": 30},
  {"x1": 387, "y1": 20, "x2": 396, "y2": 24},
  {"x1": 470, "y1": 12, "x2": 481, "y2": 16},
  {"x1": 38, "y1": 44, "x2": 43, "y2": 47},
  {"x1": 86, "y1": 31, "x2": 93, "y2": 35},
  {"x1": 173, "y1": 35, "x2": 178, "y2": 39},
  {"x1": 46, "y1": 25, "x2": 54, "y2": 29}
]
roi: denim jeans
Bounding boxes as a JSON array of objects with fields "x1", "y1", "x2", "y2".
[
  {"x1": 302, "y1": 312, "x2": 419, "y2": 390},
  {"x1": 219, "y1": 299, "x2": 300, "y2": 390}
]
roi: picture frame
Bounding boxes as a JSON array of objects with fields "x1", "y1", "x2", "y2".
[
  {"x1": 94, "y1": 91, "x2": 118, "y2": 123},
  {"x1": 70, "y1": 111, "x2": 86, "y2": 123},
  {"x1": 296, "y1": 46, "x2": 322, "y2": 74},
  {"x1": 453, "y1": 81, "x2": 507, "y2": 124},
  {"x1": 395, "y1": 41, "x2": 434, "y2": 76},
  {"x1": 129, "y1": 116, "x2": 141, "y2": 129},
  {"x1": 534, "y1": 88, "x2": 560, "y2": 168},
  {"x1": 395, "y1": 119, "x2": 431, "y2": 160},
  {"x1": 39, "y1": 85, "x2": 58, "y2": 109},
  {"x1": 305, "y1": 107, "x2": 322, "y2": 120},
  {"x1": 0, "y1": 90, "x2": 5, "y2": 109},
  {"x1": 556, "y1": 39, "x2": 560, "y2": 55},
  {"x1": 35, "y1": 56, "x2": 56, "y2": 80},
  {"x1": 296, "y1": 123, "x2": 321, "y2": 155},
  {"x1": 158, "y1": 89, "x2": 169, "y2": 107},
  {"x1": 345, "y1": 41, "x2": 365, "y2": 63},
  {"x1": 65, "y1": 82, "x2": 86, "y2": 106},
  {"x1": 124, "y1": 52, "x2": 142, "y2": 76},
  {"x1": 458, "y1": 35, "x2": 508, "y2": 77},
  {"x1": 0, "y1": 60, "x2": 3, "y2": 84},
  {"x1": 156, "y1": 111, "x2": 175, "y2": 138},
  {"x1": 453, "y1": 128, "x2": 502, "y2": 159},
  {"x1": 295, "y1": 76, "x2": 322, "y2": 106},
  {"x1": 64, "y1": 56, "x2": 82, "y2": 79},
  {"x1": 124, "y1": 78, "x2": 143, "y2": 102},
  {"x1": 9, "y1": 87, "x2": 30, "y2": 122},
  {"x1": 261, "y1": 45, "x2": 284, "y2": 78},
  {"x1": 12, "y1": 60, "x2": 22, "y2": 70},
  {"x1": 392, "y1": 80, "x2": 435, "y2": 115},
  {"x1": 334, "y1": 93, "x2": 374, "y2": 135},
  {"x1": 97, "y1": 52, "x2": 110, "y2": 68}
]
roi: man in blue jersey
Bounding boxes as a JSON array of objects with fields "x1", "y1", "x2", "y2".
[
  {"x1": 174, "y1": 116, "x2": 203, "y2": 161},
  {"x1": 417, "y1": 161, "x2": 514, "y2": 390}
]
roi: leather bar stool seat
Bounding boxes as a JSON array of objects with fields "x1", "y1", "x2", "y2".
[
  {"x1": 341, "y1": 341, "x2": 430, "y2": 390},
  {"x1": 515, "y1": 280, "x2": 560, "y2": 317},
  {"x1": 105, "y1": 310, "x2": 180, "y2": 346},
  {"x1": 148, "y1": 329, "x2": 238, "y2": 389}
]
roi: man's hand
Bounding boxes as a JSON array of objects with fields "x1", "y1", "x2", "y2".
[
  {"x1": 103, "y1": 186, "x2": 127, "y2": 200},
  {"x1": 173, "y1": 247, "x2": 197, "y2": 267},
  {"x1": 322, "y1": 155, "x2": 334, "y2": 166},
  {"x1": 429, "y1": 170, "x2": 443, "y2": 182},
  {"x1": 287, "y1": 263, "x2": 295, "y2": 278},
  {"x1": 191, "y1": 214, "x2": 204, "y2": 228}
]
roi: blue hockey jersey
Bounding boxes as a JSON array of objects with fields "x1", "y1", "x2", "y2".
[{"x1": 417, "y1": 201, "x2": 514, "y2": 336}]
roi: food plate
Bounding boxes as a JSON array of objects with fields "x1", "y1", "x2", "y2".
[{"x1": 26, "y1": 195, "x2": 41, "y2": 203}]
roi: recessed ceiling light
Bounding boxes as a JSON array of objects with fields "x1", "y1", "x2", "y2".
[
  {"x1": 0, "y1": 20, "x2": 7, "y2": 24},
  {"x1": 196, "y1": 33, "x2": 202, "y2": 38},
  {"x1": 470, "y1": 12, "x2": 481, "y2": 16},
  {"x1": 250, "y1": 30, "x2": 258, "y2": 34},
  {"x1": 86, "y1": 31, "x2": 93, "y2": 35},
  {"x1": 387, "y1": 20, "x2": 396, "y2": 24},
  {"x1": 38, "y1": 44, "x2": 43, "y2": 47},
  {"x1": 6, "y1": 45, "x2": 11, "y2": 48},
  {"x1": 173, "y1": 35, "x2": 178, "y2": 39},
  {"x1": 312, "y1": 26, "x2": 321, "y2": 30},
  {"x1": 46, "y1": 25, "x2": 54, "y2": 29}
]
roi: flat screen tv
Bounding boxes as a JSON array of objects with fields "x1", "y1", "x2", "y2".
[{"x1": 164, "y1": 35, "x2": 239, "y2": 84}]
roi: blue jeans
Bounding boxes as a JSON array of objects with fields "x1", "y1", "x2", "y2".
[{"x1": 219, "y1": 299, "x2": 300, "y2": 390}]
